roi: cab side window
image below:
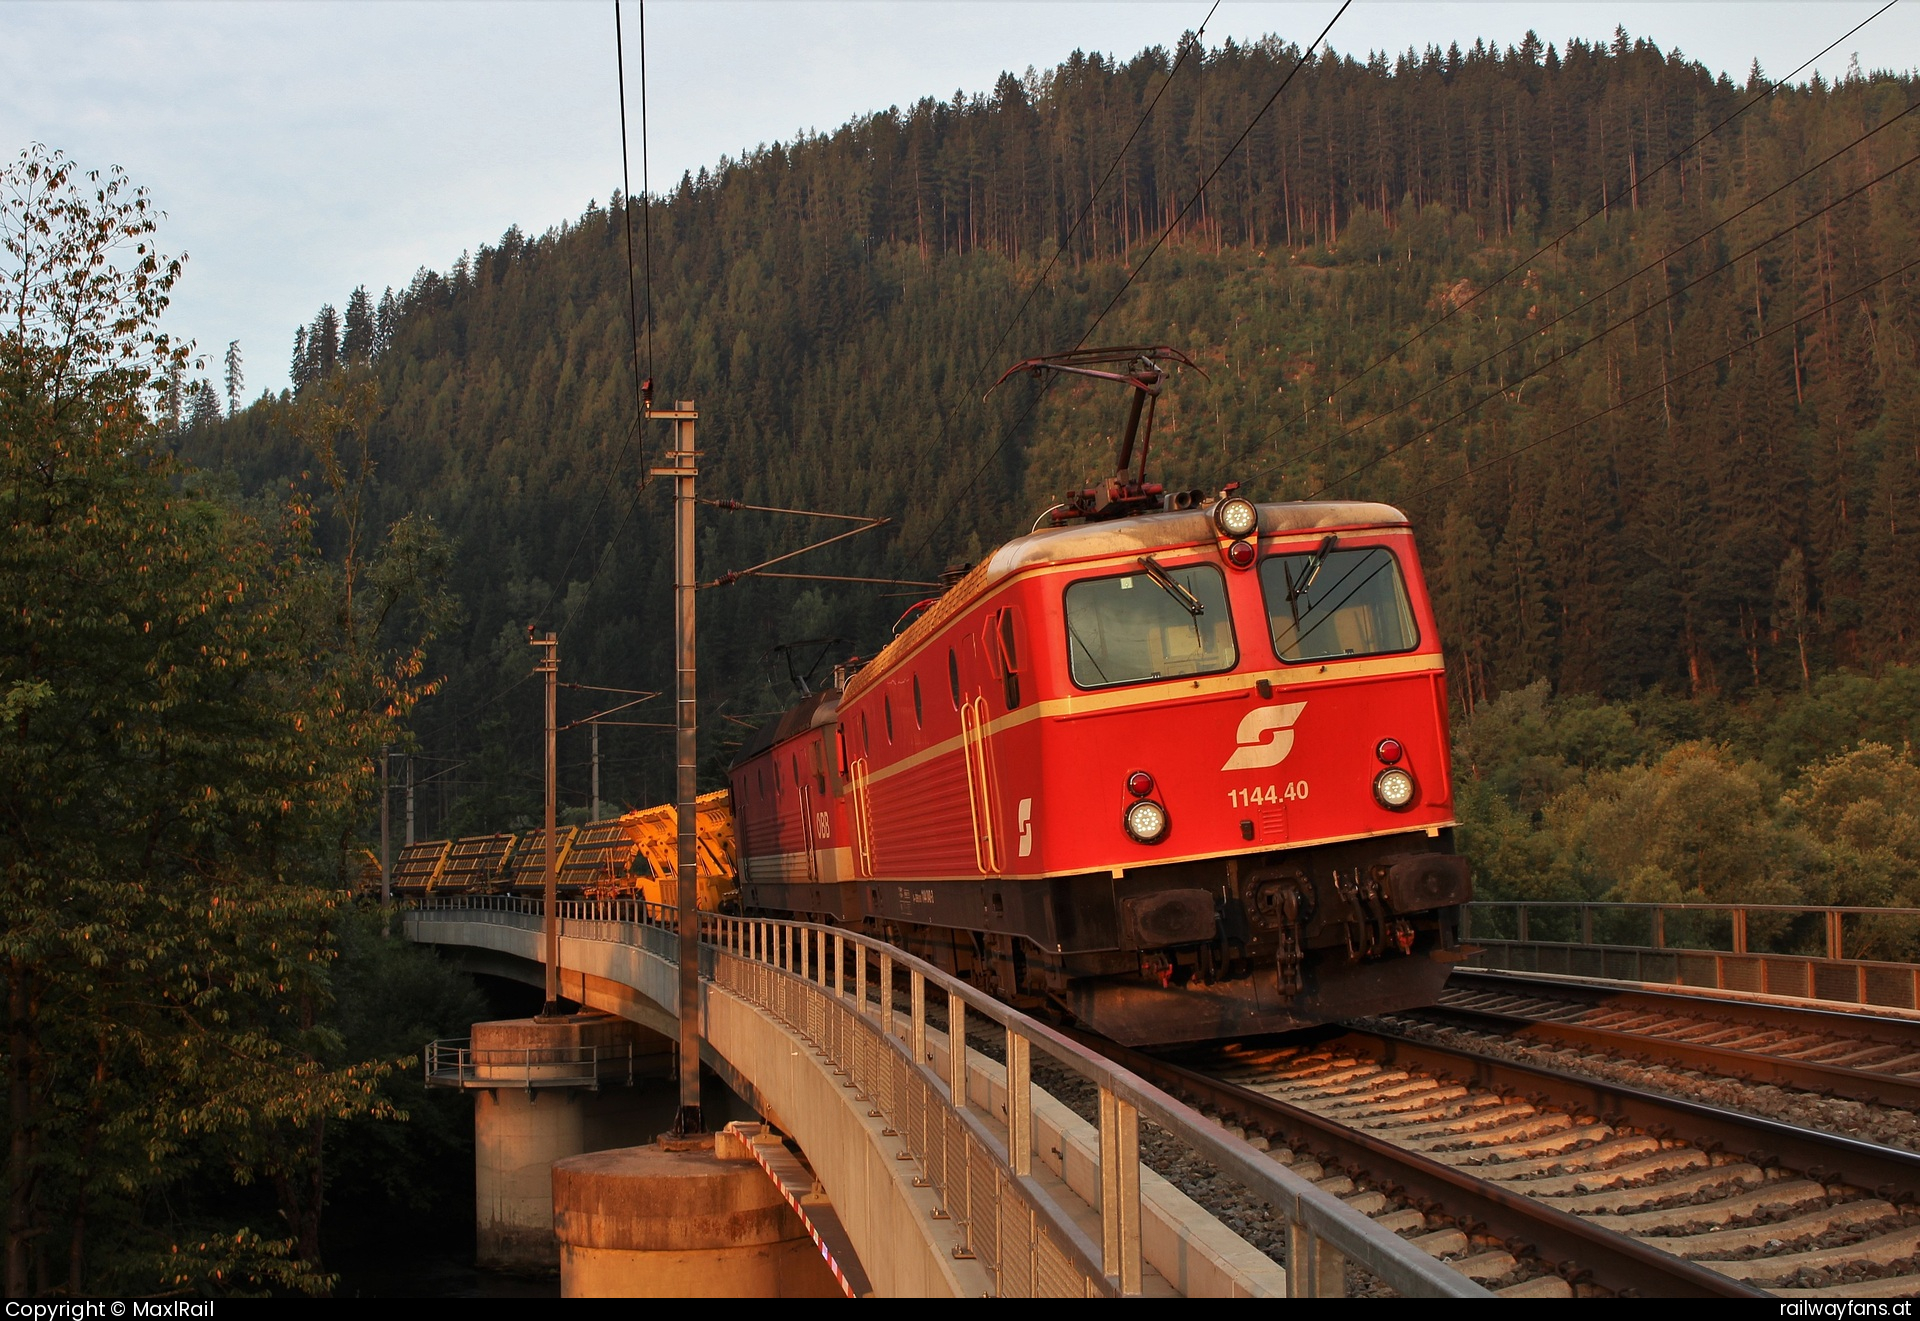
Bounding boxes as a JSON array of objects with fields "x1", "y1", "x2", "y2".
[{"x1": 989, "y1": 607, "x2": 1022, "y2": 710}]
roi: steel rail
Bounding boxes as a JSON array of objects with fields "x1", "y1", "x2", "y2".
[
  {"x1": 1072, "y1": 1029, "x2": 1772, "y2": 1298},
  {"x1": 1343, "y1": 1023, "x2": 1920, "y2": 1200},
  {"x1": 1422, "y1": 970, "x2": 1920, "y2": 1108},
  {"x1": 1447, "y1": 969, "x2": 1920, "y2": 1037}
]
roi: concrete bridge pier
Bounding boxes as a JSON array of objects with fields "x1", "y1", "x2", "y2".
[
  {"x1": 552, "y1": 1129, "x2": 843, "y2": 1297},
  {"x1": 468, "y1": 1013, "x2": 669, "y2": 1272}
]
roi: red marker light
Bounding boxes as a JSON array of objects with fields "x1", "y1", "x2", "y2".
[
  {"x1": 1226, "y1": 538, "x2": 1256, "y2": 569},
  {"x1": 1376, "y1": 738, "x2": 1403, "y2": 764},
  {"x1": 1127, "y1": 771, "x2": 1155, "y2": 798}
]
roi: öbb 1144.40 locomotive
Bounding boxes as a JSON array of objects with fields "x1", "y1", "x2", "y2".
[{"x1": 729, "y1": 348, "x2": 1472, "y2": 1046}]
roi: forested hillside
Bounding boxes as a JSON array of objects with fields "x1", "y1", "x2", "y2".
[{"x1": 183, "y1": 27, "x2": 1920, "y2": 834}]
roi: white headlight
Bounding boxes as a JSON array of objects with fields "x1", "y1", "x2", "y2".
[
  {"x1": 1374, "y1": 767, "x2": 1416, "y2": 810},
  {"x1": 1215, "y1": 497, "x2": 1258, "y2": 539},
  {"x1": 1124, "y1": 799, "x2": 1170, "y2": 843}
]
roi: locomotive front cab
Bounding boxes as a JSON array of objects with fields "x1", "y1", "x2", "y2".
[{"x1": 1010, "y1": 501, "x2": 1474, "y2": 1043}]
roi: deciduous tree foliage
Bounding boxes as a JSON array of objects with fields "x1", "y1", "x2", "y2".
[{"x1": 2, "y1": 145, "x2": 446, "y2": 1295}]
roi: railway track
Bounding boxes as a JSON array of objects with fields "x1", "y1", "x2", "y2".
[
  {"x1": 1084, "y1": 1024, "x2": 1920, "y2": 1298},
  {"x1": 1406, "y1": 970, "x2": 1920, "y2": 1109}
]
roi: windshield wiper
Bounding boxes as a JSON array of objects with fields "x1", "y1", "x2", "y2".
[
  {"x1": 1138, "y1": 556, "x2": 1203, "y2": 616},
  {"x1": 1288, "y1": 535, "x2": 1339, "y2": 604}
]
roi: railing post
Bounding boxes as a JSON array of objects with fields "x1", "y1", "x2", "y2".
[
  {"x1": 1517, "y1": 904, "x2": 1530, "y2": 944},
  {"x1": 1098, "y1": 1085, "x2": 1142, "y2": 1296},
  {"x1": 855, "y1": 940, "x2": 868, "y2": 1011},
  {"x1": 879, "y1": 952, "x2": 894, "y2": 1038},
  {"x1": 1286, "y1": 1220, "x2": 1348, "y2": 1298},
  {"x1": 910, "y1": 969, "x2": 926, "y2": 1064},
  {"x1": 834, "y1": 932, "x2": 845, "y2": 998},
  {"x1": 1731, "y1": 908, "x2": 1748, "y2": 956},
  {"x1": 1581, "y1": 904, "x2": 1594, "y2": 947},
  {"x1": 1828, "y1": 909, "x2": 1845, "y2": 962},
  {"x1": 948, "y1": 990, "x2": 966, "y2": 1108},
  {"x1": 1653, "y1": 907, "x2": 1666, "y2": 950},
  {"x1": 1006, "y1": 1028, "x2": 1031, "y2": 1177}
]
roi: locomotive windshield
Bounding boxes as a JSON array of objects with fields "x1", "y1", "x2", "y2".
[
  {"x1": 1262, "y1": 544, "x2": 1419, "y2": 662},
  {"x1": 1064, "y1": 563, "x2": 1236, "y2": 688}
]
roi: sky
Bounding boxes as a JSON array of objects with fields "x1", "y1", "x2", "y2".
[{"x1": 3, "y1": 1, "x2": 1913, "y2": 396}]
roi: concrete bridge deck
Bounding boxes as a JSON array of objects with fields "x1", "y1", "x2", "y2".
[{"x1": 406, "y1": 896, "x2": 1482, "y2": 1298}]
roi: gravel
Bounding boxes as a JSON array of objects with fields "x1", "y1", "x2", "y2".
[{"x1": 1371, "y1": 1014, "x2": 1920, "y2": 1153}]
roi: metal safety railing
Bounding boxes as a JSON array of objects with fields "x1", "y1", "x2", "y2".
[
  {"x1": 423, "y1": 1038, "x2": 636, "y2": 1090},
  {"x1": 408, "y1": 895, "x2": 1480, "y2": 1299},
  {"x1": 1463, "y1": 900, "x2": 1920, "y2": 1009}
]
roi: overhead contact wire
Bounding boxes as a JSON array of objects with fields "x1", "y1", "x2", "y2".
[
  {"x1": 1072, "y1": 0, "x2": 1352, "y2": 350},
  {"x1": 1254, "y1": 121, "x2": 1920, "y2": 490},
  {"x1": 1262, "y1": 0, "x2": 1901, "y2": 457},
  {"x1": 515, "y1": 1, "x2": 656, "y2": 639},
  {"x1": 617, "y1": 0, "x2": 647, "y2": 470},
  {"x1": 1296, "y1": 174, "x2": 1916, "y2": 501},
  {"x1": 918, "y1": 0, "x2": 1351, "y2": 562},
  {"x1": 905, "y1": 0, "x2": 1225, "y2": 564},
  {"x1": 1402, "y1": 255, "x2": 1920, "y2": 500},
  {"x1": 983, "y1": 0, "x2": 1222, "y2": 369},
  {"x1": 546, "y1": 0, "x2": 660, "y2": 642},
  {"x1": 1319, "y1": 253, "x2": 1920, "y2": 500}
]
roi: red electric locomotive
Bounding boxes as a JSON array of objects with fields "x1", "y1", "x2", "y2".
[{"x1": 729, "y1": 349, "x2": 1471, "y2": 1045}]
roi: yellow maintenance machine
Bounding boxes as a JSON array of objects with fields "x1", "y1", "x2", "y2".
[
  {"x1": 372, "y1": 790, "x2": 739, "y2": 907},
  {"x1": 617, "y1": 788, "x2": 738, "y2": 912}
]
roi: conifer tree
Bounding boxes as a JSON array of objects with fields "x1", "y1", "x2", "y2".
[{"x1": 223, "y1": 338, "x2": 243, "y2": 415}]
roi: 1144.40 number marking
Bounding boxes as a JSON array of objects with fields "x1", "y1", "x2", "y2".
[{"x1": 1228, "y1": 781, "x2": 1307, "y2": 808}]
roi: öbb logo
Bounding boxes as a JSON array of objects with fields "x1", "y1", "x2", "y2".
[{"x1": 1222, "y1": 701, "x2": 1307, "y2": 771}]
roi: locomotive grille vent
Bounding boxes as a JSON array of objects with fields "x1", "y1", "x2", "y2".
[{"x1": 1260, "y1": 806, "x2": 1289, "y2": 841}]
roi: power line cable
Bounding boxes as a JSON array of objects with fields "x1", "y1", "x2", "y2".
[
  {"x1": 1251, "y1": 117, "x2": 1920, "y2": 489},
  {"x1": 616, "y1": 0, "x2": 649, "y2": 460},
  {"x1": 639, "y1": 1, "x2": 655, "y2": 392},
  {"x1": 1322, "y1": 252, "x2": 1920, "y2": 501},
  {"x1": 982, "y1": 2, "x2": 1222, "y2": 370},
  {"x1": 408, "y1": 671, "x2": 536, "y2": 746},
  {"x1": 520, "y1": 0, "x2": 660, "y2": 637},
  {"x1": 422, "y1": 1, "x2": 660, "y2": 725},
  {"x1": 1072, "y1": 0, "x2": 1352, "y2": 352},
  {"x1": 1253, "y1": 0, "x2": 1901, "y2": 464},
  {"x1": 901, "y1": 1, "x2": 1224, "y2": 565},
  {"x1": 913, "y1": 0, "x2": 1352, "y2": 560},
  {"x1": 510, "y1": 2, "x2": 658, "y2": 638}
]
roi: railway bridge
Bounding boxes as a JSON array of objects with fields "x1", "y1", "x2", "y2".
[{"x1": 404, "y1": 896, "x2": 1477, "y2": 1299}]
